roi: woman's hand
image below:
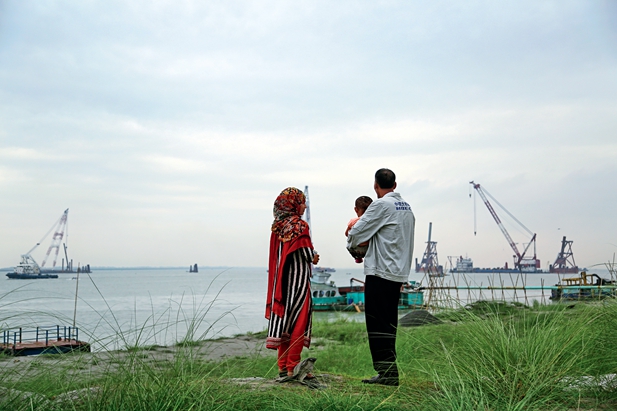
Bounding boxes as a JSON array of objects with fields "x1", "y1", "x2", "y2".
[{"x1": 312, "y1": 252, "x2": 320, "y2": 265}]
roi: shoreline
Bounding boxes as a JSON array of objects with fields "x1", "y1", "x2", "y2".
[
  {"x1": 0, "y1": 332, "x2": 275, "y2": 381},
  {"x1": 0, "y1": 305, "x2": 615, "y2": 410}
]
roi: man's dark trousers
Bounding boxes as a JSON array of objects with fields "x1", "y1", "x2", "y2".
[{"x1": 364, "y1": 275, "x2": 401, "y2": 378}]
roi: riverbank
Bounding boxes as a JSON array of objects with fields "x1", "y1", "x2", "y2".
[
  {"x1": 1, "y1": 301, "x2": 616, "y2": 410},
  {"x1": 0, "y1": 332, "x2": 274, "y2": 383}
]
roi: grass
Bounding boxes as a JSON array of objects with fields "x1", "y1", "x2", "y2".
[{"x1": 0, "y1": 300, "x2": 616, "y2": 410}]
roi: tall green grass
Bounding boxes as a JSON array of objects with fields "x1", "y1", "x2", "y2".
[
  {"x1": 80, "y1": 271, "x2": 236, "y2": 352},
  {"x1": 403, "y1": 301, "x2": 617, "y2": 410},
  {"x1": 1, "y1": 297, "x2": 616, "y2": 410}
]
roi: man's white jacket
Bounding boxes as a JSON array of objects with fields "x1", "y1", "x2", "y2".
[{"x1": 347, "y1": 192, "x2": 415, "y2": 283}]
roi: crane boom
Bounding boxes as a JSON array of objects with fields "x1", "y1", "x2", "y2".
[
  {"x1": 471, "y1": 182, "x2": 522, "y2": 260},
  {"x1": 469, "y1": 181, "x2": 539, "y2": 271},
  {"x1": 41, "y1": 209, "x2": 69, "y2": 268}
]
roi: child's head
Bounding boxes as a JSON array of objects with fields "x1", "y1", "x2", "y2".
[{"x1": 354, "y1": 196, "x2": 373, "y2": 217}]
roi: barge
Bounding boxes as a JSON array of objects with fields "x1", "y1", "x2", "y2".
[{"x1": 550, "y1": 272, "x2": 616, "y2": 301}]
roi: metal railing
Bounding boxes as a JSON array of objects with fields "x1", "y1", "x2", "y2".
[{"x1": 1, "y1": 325, "x2": 80, "y2": 347}]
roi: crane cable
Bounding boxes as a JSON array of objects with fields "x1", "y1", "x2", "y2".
[
  {"x1": 481, "y1": 188, "x2": 533, "y2": 236},
  {"x1": 473, "y1": 188, "x2": 477, "y2": 235},
  {"x1": 25, "y1": 213, "x2": 64, "y2": 255}
]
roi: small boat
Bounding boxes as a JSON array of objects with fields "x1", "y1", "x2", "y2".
[
  {"x1": 311, "y1": 267, "x2": 347, "y2": 311},
  {"x1": 312, "y1": 266, "x2": 336, "y2": 283},
  {"x1": 312, "y1": 275, "x2": 424, "y2": 312},
  {"x1": 550, "y1": 271, "x2": 616, "y2": 301},
  {"x1": 337, "y1": 278, "x2": 424, "y2": 311}
]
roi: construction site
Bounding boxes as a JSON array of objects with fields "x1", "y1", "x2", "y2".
[{"x1": 413, "y1": 181, "x2": 616, "y2": 308}]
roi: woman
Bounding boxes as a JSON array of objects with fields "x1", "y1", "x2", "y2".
[{"x1": 265, "y1": 187, "x2": 320, "y2": 378}]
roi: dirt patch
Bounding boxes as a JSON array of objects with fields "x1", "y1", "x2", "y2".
[{"x1": 0, "y1": 334, "x2": 275, "y2": 381}]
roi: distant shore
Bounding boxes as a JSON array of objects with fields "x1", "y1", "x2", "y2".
[{"x1": 0, "y1": 265, "x2": 262, "y2": 272}]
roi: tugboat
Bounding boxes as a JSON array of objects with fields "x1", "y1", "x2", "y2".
[{"x1": 6, "y1": 254, "x2": 58, "y2": 279}]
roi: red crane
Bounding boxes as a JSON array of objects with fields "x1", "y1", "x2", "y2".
[{"x1": 469, "y1": 182, "x2": 540, "y2": 272}]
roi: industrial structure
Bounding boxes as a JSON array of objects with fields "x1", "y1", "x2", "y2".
[
  {"x1": 415, "y1": 222, "x2": 443, "y2": 276},
  {"x1": 549, "y1": 236, "x2": 579, "y2": 274},
  {"x1": 469, "y1": 181, "x2": 541, "y2": 272},
  {"x1": 6, "y1": 209, "x2": 91, "y2": 279}
]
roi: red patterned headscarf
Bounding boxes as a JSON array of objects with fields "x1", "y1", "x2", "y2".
[{"x1": 271, "y1": 187, "x2": 309, "y2": 242}]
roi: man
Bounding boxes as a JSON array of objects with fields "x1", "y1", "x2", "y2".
[{"x1": 346, "y1": 168, "x2": 415, "y2": 386}]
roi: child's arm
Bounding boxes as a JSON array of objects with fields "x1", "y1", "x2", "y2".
[{"x1": 345, "y1": 218, "x2": 359, "y2": 237}]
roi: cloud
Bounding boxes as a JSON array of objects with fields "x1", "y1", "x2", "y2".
[
  {"x1": 0, "y1": 147, "x2": 61, "y2": 161},
  {"x1": 139, "y1": 154, "x2": 212, "y2": 174},
  {"x1": 0, "y1": 1, "x2": 616, "y2": 268}
]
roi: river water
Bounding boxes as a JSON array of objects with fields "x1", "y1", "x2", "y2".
[
  {"x1": 0, "y1": 266, "x2": 613, "y2": 351},
  {"x1": 0, "y1": 267, "x2": 367, "y2": 351}
]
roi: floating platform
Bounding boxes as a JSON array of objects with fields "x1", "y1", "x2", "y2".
[
  {"x1": 1, "y1": 339, "x2": 91, "y2": 356},
  {"x1": 1, "y1": 326, "x2": 90, "y2": 356}
]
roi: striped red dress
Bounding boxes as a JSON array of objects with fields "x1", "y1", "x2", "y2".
[{"x1": 266, "y1": 245, "x2": 314, "y2": 349}]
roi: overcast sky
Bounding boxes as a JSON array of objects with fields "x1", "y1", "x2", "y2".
[{"x1": 1, "y1": 1, "x2": 616, "y2": 270}]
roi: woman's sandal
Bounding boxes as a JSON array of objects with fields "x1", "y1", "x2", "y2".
[{"x1": 280, "y1": 370, "x2": 316, "y2": 380}]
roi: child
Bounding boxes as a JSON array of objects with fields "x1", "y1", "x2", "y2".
[{"x1": 345, "y1": 196, "x2": 372, "y2": 263}]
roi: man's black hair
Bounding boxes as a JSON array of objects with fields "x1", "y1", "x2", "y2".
[
  {"x1": 375, "y1": 168, "x2": 396, "y2": 189},
  {"x1": 355, "y1": 196, "x2": 373, "y2": 210}
]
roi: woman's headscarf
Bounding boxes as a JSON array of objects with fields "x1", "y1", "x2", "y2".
[{"x1": 271, "y1": 187, "x2": 309, "y2": 242}]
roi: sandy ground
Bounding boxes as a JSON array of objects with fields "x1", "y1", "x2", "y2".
[
  {"x1": 0, "y1": 311, "x2": 437, "y2": 383},
  {"x1": 0, "y1": 334, "x2": 344, "y2": 405},
  {"x1": 0, "y1": 334, "x2": 276, "y2": 382}
]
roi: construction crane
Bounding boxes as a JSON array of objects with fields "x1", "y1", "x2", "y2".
[
  {"x1": 40, "y1": 209, "x2": 69, "y2": 268},
  {"x1": 469, "y1": 181, "x2": 540, "y2": 272}
]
